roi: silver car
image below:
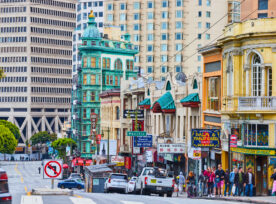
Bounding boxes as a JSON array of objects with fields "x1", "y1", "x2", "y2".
[
  {"x1": 0, "y1": 168, "x2": 12, "y2": 204},
  {"x1": 104, "y1": 173, "x2": 128, "y2": 194}
]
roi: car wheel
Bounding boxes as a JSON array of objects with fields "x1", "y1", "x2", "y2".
[
  {"x1": 140, "y1": 184, "x2": 145, "y2": 195},
  {"x1": 77, "y1": 185, "x2": 82, "y2": 190},
  {"x1": 167, "y1": 192, "x2": 173, "y2": 197},
  {"x1": 158, "y1": 193, "x2": 164, "y2": 197},
  {"x1": 60, "y1": 185, "x2": 65, "y2": 189}
]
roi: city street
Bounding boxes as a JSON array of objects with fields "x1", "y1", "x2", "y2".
[{"x1": 0, "y1": 161, "x2": 246, "y2": 204}]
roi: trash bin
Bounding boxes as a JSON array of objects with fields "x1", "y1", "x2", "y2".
[{"x1": 92, "y1": 177, "x2": 108, "y2": 193}]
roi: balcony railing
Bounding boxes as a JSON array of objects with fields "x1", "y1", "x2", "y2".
[{"x1": 238, "y1": 96, "x2": 276, "y2": 111}]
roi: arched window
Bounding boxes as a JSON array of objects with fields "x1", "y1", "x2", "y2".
[
  {"x1": 193, "y1": 79, "x2": 198, "y2": 89},
  {"x1": 114, "y1": 59, "x2": 122, "y2": 70},
  {"x1": 115, "y1": 106, "x2": 120, "y2": 120},
  {"x1": 147, "y1": 88, "x2": 150, "y2": 96},
  {"x1": 227, "y1": 56, "x2": 233, "y2": 96},
  {"x1": 252, "y1": 54, "x2": 262, "y2": 96},
  {"x1": 166, "y1": 81, "x2": 171, "y2": 91}
]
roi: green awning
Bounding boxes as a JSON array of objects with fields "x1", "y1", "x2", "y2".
[
  {"x1": 151, "y1": 92, "x2": 176, "y2": 113},
  {"x1": 180, "y1": 93, "x2": 200, "y2": 107},
  {"x1": 138, "y1": 98, "x2": 151, "y2": 106}
]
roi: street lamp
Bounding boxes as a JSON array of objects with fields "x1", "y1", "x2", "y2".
[{"x1": 101, "y1": 127, "x2": 110, "y2": 163}]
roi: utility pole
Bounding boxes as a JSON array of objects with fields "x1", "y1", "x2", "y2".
[{"x1": 107, "y1": 127, "x2": 110, "y2": 164}]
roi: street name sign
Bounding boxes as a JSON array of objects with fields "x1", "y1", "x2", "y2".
[
  {"x1": 127, "y1": 131, "x2": 147, "y2": 136},
  {"x1": 43, "y1": 159, "x2": 63, "y2": 179},
  {"x1": 134, "y1": 135, "x2": 153, "y2": 147}
]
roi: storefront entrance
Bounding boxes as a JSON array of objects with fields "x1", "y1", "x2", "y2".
[{"x1": 256, "y1": 156, "x2": 268, "y2": 195}]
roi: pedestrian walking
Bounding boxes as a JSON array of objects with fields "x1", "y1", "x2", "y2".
[
  {"x1": 244, "y1": 167, "x2": 255, "y2": 197},
  {"x1": 186, "y1": 171, "x2": 196, "y2": 198},
  {"x1": 229, "y1": 167, "x2": 237, "y2": 196},
  {"x1": 178, "y1": 171, "x2": 185, "y2": 194},
  {"x1": 38, "y1": 166, "x2": 41, "y2": 174},
  {"x1": 271, "y1": 168, "x2": 276, "y2": 196},
  {"x1": 234, "y1": 167, "x2": 245, "y2": 196},
  {"x1": 224, "y1": 169, "x2": 230, "y2": 196},
  {"x1": 198, "y1": 171, "x2": 205, "y2": 197},
  {"x1": 215, "y1": 164, "x2": 225, "y2": 197},
  {"x1": 204, "y1": 167, "x2": 215, "y2": 197}
]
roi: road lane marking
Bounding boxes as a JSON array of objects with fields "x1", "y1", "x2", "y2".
[
  {"x1": 14, "y1": 163, "x2": 24, "y2": 183},
  {"x1": 21, "y1": 196, "x2": 43, "y2": 204},
  {"x1": 121, "y1": 201, "x2": 144, "y2": 204},
  {"x1": 70, "y1": 197, "x2": 96, "y2": 204},
  {"x1": 24, "y1": 186, "x2": 27, "y2": 193},
  {"x1": 74, "y1": 194, "x2": 83, "y2": 198}
]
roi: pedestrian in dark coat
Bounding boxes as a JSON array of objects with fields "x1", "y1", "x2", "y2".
[{"x1": 234, "y1": 167, "x2": 245, "y2": 196}]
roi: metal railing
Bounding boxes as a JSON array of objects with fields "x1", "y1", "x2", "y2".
[{"x1": 238, "y1": 96, "x2": 276, "y2": 111}]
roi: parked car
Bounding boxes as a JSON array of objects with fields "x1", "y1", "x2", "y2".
[
  {"x1": 104, "y1": 173, "x2": 128, "y2": 194},
  {"x1": 127, "y1": 177, "x2": 137, "y2": 194},
  {"x1": 58, "y1": 179, "x2": 84, "y2": 189},
  {"x1": 0, "y1": 168, "x2": 12, "y2": 204},
  {"x1": 135, "y1": 167, "x2": 174, "y2": 197},
  {"x1": 68, "y1": 173, "x2": 82, "y2": 180}
]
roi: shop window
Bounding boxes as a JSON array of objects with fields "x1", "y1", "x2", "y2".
[
  {"x1": 243, "y1": 124, "x2": 268, "y2": 147},
  {"x1": 207, "y1": 77, "x2": 221, "y2": 112}
]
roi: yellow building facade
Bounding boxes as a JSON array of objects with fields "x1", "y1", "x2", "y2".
[{"x1": 219, "y1": 18, "x2": 276, "y2": 195}]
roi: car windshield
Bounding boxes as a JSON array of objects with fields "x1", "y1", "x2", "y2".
[{"x1": 111, "y1": 174, "x2": 127, "y2": 180}]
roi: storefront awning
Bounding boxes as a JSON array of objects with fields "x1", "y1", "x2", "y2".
[
  {"x1": 151, "y1": 92, "x2": 176, "y2": 113},
  {"x1": 180, "y1": 93, "x2": 200, "y2": 107},
  {"x1": 138, "y1": 98, "x2": 151, "y2": 109}
]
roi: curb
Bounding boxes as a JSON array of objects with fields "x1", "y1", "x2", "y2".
[
  {"x1": 31, "y1": 188, "x2": 73, "y2": 196},
  {"x1": 197, "y1": 197, "x2": 276, "y2": 204}
]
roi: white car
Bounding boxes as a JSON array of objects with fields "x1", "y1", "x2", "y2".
[
  {"x1": 127, "y1": 177, "x2": 137, "y2": 193},
  {"x1": 104, "y1": 173, "x2": 128, "y2": 194}
]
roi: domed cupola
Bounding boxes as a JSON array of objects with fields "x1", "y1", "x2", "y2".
[{"x1": 82, "y1": 10, "x2": 101, "y2": 39}]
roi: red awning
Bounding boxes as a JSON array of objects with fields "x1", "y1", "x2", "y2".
[
  {"x1": 63, "y1": 163, "x2": 69, "y2": 169},
  {"x1": 72, "y1": 158, "x2": 84, "y2": 166}
]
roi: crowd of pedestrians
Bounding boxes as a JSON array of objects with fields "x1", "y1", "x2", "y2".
[{"x1": 177, "y1": 165, "x2": 276, "y2": 198}]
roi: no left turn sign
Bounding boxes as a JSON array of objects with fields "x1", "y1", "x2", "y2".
[{"x1": 43, "y1": 160, "x2": 63, "y2": 179}]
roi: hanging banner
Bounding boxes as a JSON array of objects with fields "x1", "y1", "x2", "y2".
[
  {"x1": 124, "y1": 157, "x2": 131, "y2": 169},
  {"x1": 191, "y1": 129, "x2": 220, "y2": 148}
]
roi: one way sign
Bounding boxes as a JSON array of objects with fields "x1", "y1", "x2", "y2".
[{"x1": 43, "y1": 159, "x2": 63, "y2": 179}]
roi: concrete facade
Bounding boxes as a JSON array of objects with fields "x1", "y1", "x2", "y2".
[{"x1": 241, "y1": 0, "x2": 276, "y2": 20}]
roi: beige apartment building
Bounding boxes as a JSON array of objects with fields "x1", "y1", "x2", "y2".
[
  {"x1": 104, "y1": 0, "x2": 228, "y2": 80},
  {"x1": 241, "y1": 0, "x2": 276, "y2": 20}
]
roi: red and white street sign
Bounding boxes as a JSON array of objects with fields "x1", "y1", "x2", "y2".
[{"x1": 43, "y1": 160, "x2": 63, "y2": 179}]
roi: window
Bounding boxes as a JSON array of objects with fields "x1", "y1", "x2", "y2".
[
  {"x1": 161, "y1": 22, "x2": 168, "y2": 30},
  {"x1": 227, "y1": 56, "x2": 234, "y2": 96},
  {"x1": 175, "y1": 54, "x2": 182, "y2": 62},
  {"x1": 206, "y1": 0, "x2": 211, "y2": 6},
  {"x1": 107, "y1": 4, "x2": 113, "y2": 10},
  {"x1": 107, "y1": 14, "x2": 113, "y2": 21},
  {"x1": 176, "y1": 10, "x2": 183, "y2": 18},
  {"x1": 198, "y1": 0, "x2": 202, "y2": 6},
  {"x1": 147, "y1": 34, "x2": 154, "y2": 41},
  {"x1": 103, "y1": 58, "x2": 110, "y2": 69},
  {"x1": 206, "y1": 33, "x2": 210, "y2": 40},
  {"x1": 115, "y1": 59, "x2": 122, "y2": 70},
  {"x1": 115, "y1": 76, "x2": 119, "y2": 86},
  {"x1": 83, "y1": 74, "x2": 87, "y2": 85},
  {"x1": 120, "y1": 3, "x2": 126, "y2": 10},
  {"x1": 207, "y1": 77, "x2": 221, "y2": 112},
  {"x1": 176, "y1": 44, "x2": 182, "y2": 51},
  {"x1": 133, "y1": 34, "x2": 140, "y2": 41},
  {"x1": 162, "y1": 0, "x2": 168, "y2": 7},
  {"x1": 126, "y1": 60, "x2": 134, "y2": 70},
  {"x1": 176, "y1": 21, "x2": 182, "y2": 29},
  {"x1": 90, "y1": 91, "x2": 95, "y2": 101},
  {"x1": 161, "y1": 55, "x2": 168, "y2": 62},
  {"x1": 267, "y1": 68, "x2": 272, "y2": 96},
  {"x1": 252, "y1": 54, "x2": 262, "y2": 97},
  {"x1": 193, "y1": 79, "x2": 198, "y2": 89},
  {"x1": 197, "y1": 66, "x2": 201, "y2": 73},
  {"x1": 134, "y1": 13, "x2": 140, "y2": 20},
  {"x1": 147, "y1": 66, "x2": 153, "y2": 73},
  {"x1": 147, "y1": 55, "x2": 153, "y2": 62},
  {"x1": 161, "y1": 33, "x2": 168, "y2": 40},
  {"x1": 83, "y1": 57, "x2": 87, "y2": 67},
  {"x1": 134, "y1": 2, "x2": 140, "y2": 9},
  {"x1": 244, "y1": 124, "x2": 268, "y2": 147},
  {"x1": 148, "y1": 1, "x2": 154, "y2": 8},
  {"x1": 258, "y1": 0, "x2": 268, "y2": 10},
  {"x1": 83, "y1": 108, "x2": 86, "y2": 119},
  {"x1": 175, "y1": 33, "x2": 182, "y2": 40},
  {"x1": 90, "y1": 74, "x2": 96, "y2": 85},
  {"x1": 198, "y1": 11, "x2": 202, "y2": 17},
  {"x1": 161, "y1": 66, "x2": 167, "y2": 73},
  {"x1": 176, "y1": 0, "x2": 183, "y2": 7},
  {"x1": 83, "y1": 91, "x2": 87, "y2": 102},
  {"x1": 147, "y1": 12, "x2": 154, "y2": 19},
  {"x1": 134, "y1": 24, "x2": 140, "y2": 30},
  {"x1": 258, "y1": 13, "x2": 268, "y2": 18},
  {"x1": 162, "y1": 11, "x2": 168, "y2": 18},
  {"x1": 175, "y1": 66, "x2": 182, "y2": 73},
  {"x1": 198, "y1": 22, "x2": 202, "y2": 28},
  {"x1": 91, "y1": 57, "x2": 96, "y2": 68},
  {"x1": 166, "y1": 81, "x2": 171, "y2": 91},
  {"x1": 161, "y1": 44, "x2": 168, "y2": 51},
  {"x1": 147, "y1": 45, "x2": 153, "y2": 52},
  {"x1": 120, "y1": 24, "x2": 126, "y2": 31},
  {"x1": 115, "y1": 107, "x2": 120, "y2": 120},
  {"x1": 120, "y1": 13, "x2": 126, "y2": 21},
  {"x1": 147, "y1": 23, "x2": 154, "y2": 30},
  {"x1": 206, "y1": 22, "x2": 210, "y2": 28},
  {"x1": 229, "y1": 1, "x2": 240, "y2": 23},
  {"x1": 198, "y1": 34, "x2": 202, "y2": 39},
  {"x1": 206, "y1": 11, "x2": 211, "y2": 17}
]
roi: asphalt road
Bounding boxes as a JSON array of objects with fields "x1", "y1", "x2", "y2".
[{"x1": 0, "y1": 161, "x2": 246, "y2": 204}]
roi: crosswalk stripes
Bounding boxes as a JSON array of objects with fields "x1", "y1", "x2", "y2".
[
  {"x1": 70, "y1": 197, "x2": 97, "y2": 204},
  {"x1": 21, "y1": 196, "x2": 43, "y2": 204},
  {"x1": 121, "y1": 201, "x2": 144, "y2": 204}
]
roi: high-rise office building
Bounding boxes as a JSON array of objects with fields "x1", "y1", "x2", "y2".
[
  {"x1": 0, "y1": 0, "x2": 75, "y2": 149},
  {"x1": 104, "y1": 0, "x2": 228, "y2": 80}
]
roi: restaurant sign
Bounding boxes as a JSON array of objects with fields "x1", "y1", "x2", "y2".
[
  {"x1": 231, "y1": 147, "x2": 276, "y2": 156},
  {"x1": 157, "y1": 144, "x2": 186, "y2": 154},
  {"x1": 191, "y1": 129, "x2": 220, "y2": 148}
]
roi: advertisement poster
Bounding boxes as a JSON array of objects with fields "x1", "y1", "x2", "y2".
[
  {"x1": 99, "y1": 140, "x2": 117, "y2": 156},
  {"x1": 111, "y1": 156, "x2": 124, "y2": 166},
  {"x1": 191, "y1": 129, "x2": 220, "y2": 148}
]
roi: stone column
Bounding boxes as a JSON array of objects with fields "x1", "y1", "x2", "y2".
[{"x1": 244, "y1": 64, "x2": 250, "y2": 96}]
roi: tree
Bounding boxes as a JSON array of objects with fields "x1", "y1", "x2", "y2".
[
  {"x1": 30, "y1": 131, "x2": 53, "y2": 159},
  {"x1": 0, "y1": 125, "x2": 17, "y2": 157},
  {"x1": 52, "y1": 138, "x2": 76, "y2": 162},
  {"x1": 0, "y1": 69, "x2": 5, "y2": 79},
  {"x1": 0, "y1": 120, "x2": 20, "y2": 140}
]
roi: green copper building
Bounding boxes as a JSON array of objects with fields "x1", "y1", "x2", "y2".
[{"x1": 71, "y1": 11, "x2": 138, "y2": 158}]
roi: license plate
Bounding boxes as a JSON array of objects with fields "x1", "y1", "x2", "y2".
[
  {"x1": 157, "y1": 187, "x2": 162, "y2": 191},
  {"x1": 151, "y1": 179, "x2": 156, "y2": 183}
]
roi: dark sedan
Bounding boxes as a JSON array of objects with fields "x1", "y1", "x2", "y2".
[
  {"x1": 57, "y1": 179, "x2": 84, "y2": 190},
  {"x1": 0, "y1": 168, "x2": 12, "y2": 204}
]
